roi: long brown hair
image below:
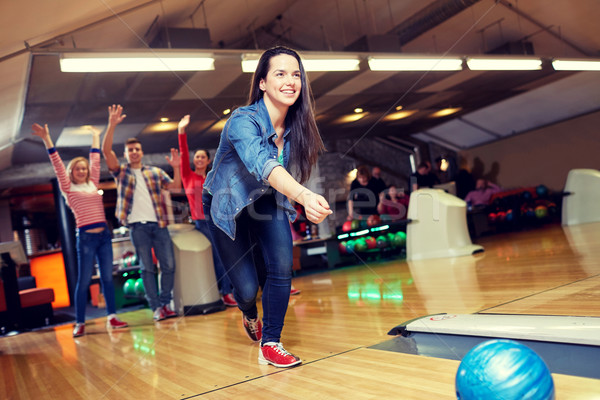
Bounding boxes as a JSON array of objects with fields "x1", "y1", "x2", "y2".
[{"x1": 248, "y1": 46, "x2": 325, "y2": 184}]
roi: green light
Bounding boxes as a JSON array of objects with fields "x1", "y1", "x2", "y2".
[
  {"x1": 350, "y1": 229, "x2": 370, "y2": 237},
  {"x1": 370, "y1": 225, "x2": 390, "y2": 232},
  {"x1": 337, "y1": 233, "x2": 349, "y2": 240}
]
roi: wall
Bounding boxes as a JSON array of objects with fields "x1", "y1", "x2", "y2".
[
  {"x1": 0, "y1": 200, "x2": 13, "y2": 242},
  {"x1": 460, "y1": 110, "x2": 600, "y2": 192}
]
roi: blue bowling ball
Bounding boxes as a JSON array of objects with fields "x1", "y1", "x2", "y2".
[{"x1": 456, "y1": 339, "x2": 554, "y2": 400}]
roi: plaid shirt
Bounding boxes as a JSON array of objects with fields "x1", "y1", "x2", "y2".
[{"x1": 110, "y1": 164, "x2": 173, "y2": 228}]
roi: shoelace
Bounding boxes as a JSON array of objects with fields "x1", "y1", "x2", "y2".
[
  {"x1": 247, "y1": 318, "x2": 260, "y2": 334},
  {"x1": 270, "y1": 343, "x2": 292, "y2": 356}
]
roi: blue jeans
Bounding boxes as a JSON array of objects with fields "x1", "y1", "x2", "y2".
[
  {"x1": 194, "y1": 219, "x2": 233, "y2": 296},
  {"x1": 75, "y1": 227, "x2": 116, "y2": 323},
  {"x1": 129, "y1": 222, "x2": 175, "y2": 311},
  {"x1": 203, "y1": 191, "x2": 293, "y2": 344}
]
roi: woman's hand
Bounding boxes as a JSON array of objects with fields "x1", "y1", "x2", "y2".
[
  {"x1": 300, "y1": 191, "x2": 332, "y2": 224},
  {"x1": 31, "y1": 123, "x2": 49, "y2": 139},
  {"x1": 178, "y1": 115, "x2": 190, "y2": 134}
]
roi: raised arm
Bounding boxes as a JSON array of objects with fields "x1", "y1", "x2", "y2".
[
  {"x1": 165, "y1": 148, "x2": 182, "y2": 191},
  {"x1": 177, "y1": 115, "x2": 193, "y2": 180},
  {"x1": 101, "y1": 104, "x2": 126, "y2": 171},
  {"x1": 31, "y1": 123, "x2": 70, "y2": 191},
  {"x1": 89, "y1": 126, "x2": 102, "y2": 185},
  {"x1": 267, "y1": 165, "x2": 332, "y2": 224}
]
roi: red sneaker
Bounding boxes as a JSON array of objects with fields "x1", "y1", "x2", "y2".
[
  {"x1": 161, "y1": 304, "x2": 177, "y2": 319},
  {"x1": 222, "y1": 293, "x2": 237, "y2": 307},
  {"x1": 290, "y1": 287, "x2": 301, "y2": 296},
  {"x1": 258, "y1": 342, "x2": 302, "y2": 368},
  {"x1": 242, "y1": 315, "x2": 262, "y2": 342},
  {"x1": 106, "y1": 316, "x2": 128, "y2": 330},
  {"x1": 153, "y1": 307, "x2": 166, "y2": 321},
  {"x1": 73, "y1": 323, "x2": 85, "y2": 337}
]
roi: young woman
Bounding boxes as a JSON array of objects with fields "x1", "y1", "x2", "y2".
[
  {"x1": 202, "y1": 46, "x2": 331, "y2": 368},
  {"x1": 177, "y1": 115, "x2": 236, "y2": 307},
  {"x1": 377, "y1": 184, "x2": 410, "y2": 221},
  {"x1": 31, "y1": 123, "x2": 128, "y2": 337}
]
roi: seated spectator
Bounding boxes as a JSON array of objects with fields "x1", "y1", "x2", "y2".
[
  {"x1": 377, "y1": 185, "x2": 410, "y2": 221},
  {"x1": 347, "y1": 165, "x2": 379, "y2": 220},
  {"x1": 465, "y1": 179, "x2": 501, "y2": 207}
]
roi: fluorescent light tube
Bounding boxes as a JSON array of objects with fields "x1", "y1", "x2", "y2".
[
  {"x1": 552, "y1": 59, "x2": 600, "y2": 71},
  {"x1": 368, "y1": 57, "x2": 463, "y2": 71},
  {"x1": 241, "y1": 56, "x2": 360, "y2": 73},
  {"x1": 466, "y1": 57, "x2": 542, "y2": 71},
  {"x1": 60, "y1": 52, "x2": 215, "y2": 72}
]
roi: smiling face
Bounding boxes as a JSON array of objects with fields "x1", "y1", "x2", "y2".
[
  {"x1": 259, "y1": 54, "x2": 302, "y2": 110},
  {"x1": 193, "y1": 150, "x2": 210, "y2": 173},
  {"x1": 124, "y1": 142, "x2": 143, "y2": 167},
  {"x1": 70, "y1": 160, "x2": 89, "y2": 184}
]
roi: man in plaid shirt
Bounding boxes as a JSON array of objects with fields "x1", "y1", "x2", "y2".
[{"x1": 102, "y1": 105, "x2": 182, "y2": 321}]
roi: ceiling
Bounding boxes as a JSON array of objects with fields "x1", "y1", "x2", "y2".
[{"x1": 0, "y1": 0, "x2": 599, "y2": 191}]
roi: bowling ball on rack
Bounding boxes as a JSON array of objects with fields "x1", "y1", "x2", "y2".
[
  {"x1": 536, "y1": 184, "x2": 549, "y2": 198},
  {"x1": 376, "y1": 235, "x2": 388, "y2": 249},
  {"x1": 394, "y1": 231, "x2": 407, "y2": 247},
  {"x1": 342, "y1": 221, "x2": 353, "y2": 232},
  {"x1": 365, "y1": 236, "x2": 377, "y2": 249},
  {"x1": 345, "y1": 239, "x2": 356, "y2": 254},
  {"x1": 123, "y1": 279, "x2": 137, "y2": 296},
  {"x1": 338, "y1": 241, "x2": 348, "y2": 255},
  {"x1": 134, "y1": 278, "x2": 145, "y2": 296},
  {"x1": 354, "y1": 238, "x2": 368, "y2": 252},
  {"x1": 535, "y1": 205, "x2": 548, "y2": 219},
  {"x1": 456, "y1": 339, "x2": 554, "y2": 400}
]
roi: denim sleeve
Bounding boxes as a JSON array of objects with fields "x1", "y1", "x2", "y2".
[{"x1": 225, "y1": 114, "x2": 277, "y2": 184}]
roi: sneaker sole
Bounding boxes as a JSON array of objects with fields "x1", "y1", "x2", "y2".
[
  {"x1": 258, "y1": 353, "x2": 302, "y2": 368},
  {"x1": 107, "y1": 324, "x2": 129, "y2": 330}
]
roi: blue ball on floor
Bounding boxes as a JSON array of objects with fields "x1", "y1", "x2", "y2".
[{"x1": 456, "y1": 339, "x2": 554, "y2": 400}]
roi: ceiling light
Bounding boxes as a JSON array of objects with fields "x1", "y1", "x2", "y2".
[
  {"x1": 368, "y1": 57, "x2": 463, "y2": 71},
  {"x1": 241, "y1": 54, "x2": 360, "y2": 73},
  {"x1": 384, "y1": 110, "x2": 417, "y2": 121},
  {"x1": 466, "y1": 57, "x2": 542, "y2": 70},
  {"x1": 60, "y1": 51, "x2": 215, "y2": 72},
  {"x1": 354, "y1": 108, "x2": 363, "y2": 113},
  {"x1": 552, "y1": 59, "x2": 600, "y2": 71},
  {"x1": 395, "y1": 105, "x2": 403, "y2": 111},
  {"x1": 222, "y1": 108, "x2": 231, "y2": 115},
  {"x1": 430, "y1": 107, "x2": 462, "y2": 118},
  {"x1": 160, "y1": 117, "x2": 169, "y2": 122},
  {"x1": 336, "y1": 112, "x2": 368, "y2": 124}
]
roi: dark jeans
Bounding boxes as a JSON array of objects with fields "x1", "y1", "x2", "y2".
[
  {"x1": 194, "y1": 219, "x2": 233, "y2": 296},
  {"x1": 75, "y1": 227, "x2": 116, "y2": 323},
  {"x1": 203, "y1": 191, "x2": 292, "y2": 344},
  {"x1": 129, "y1": 222, "x2": 175, "y2": 311}
]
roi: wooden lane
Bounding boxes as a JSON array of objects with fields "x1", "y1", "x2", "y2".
[
  {"x1": 1, "y1": 222, "x2": 600, "y2": 398},
  {"x1": 196, "y1": 349, "x2": 600, "y2": 399}
]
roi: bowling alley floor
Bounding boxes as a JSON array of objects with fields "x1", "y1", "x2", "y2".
[{"x1": 2, "y1": 222, "x2": 600, "y2": 399}]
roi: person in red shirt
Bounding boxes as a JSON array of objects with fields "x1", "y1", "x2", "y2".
[
  {"x1": 177, "y1": 115, "x2": 236, "y2": 307},
  {"x1": 377, "y1": 185, "x2": 410, "y2": 221}
]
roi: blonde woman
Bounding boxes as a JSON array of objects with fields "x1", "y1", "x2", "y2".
[{"x1": 32, "y1": 123, "x2": 128, "y2": 337}]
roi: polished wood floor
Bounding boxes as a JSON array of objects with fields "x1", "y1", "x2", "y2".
[{"x1": 2, "y1": 222, "x2": 600, "y2": 399}]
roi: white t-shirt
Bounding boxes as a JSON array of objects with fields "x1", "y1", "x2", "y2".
[{"x1": 127, "y1": 168, "x2": 158, "y2": 224}]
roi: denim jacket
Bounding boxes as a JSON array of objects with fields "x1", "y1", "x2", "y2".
[{"x1": 204, "y1": 98, "x2": 296, "y2": 240}]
